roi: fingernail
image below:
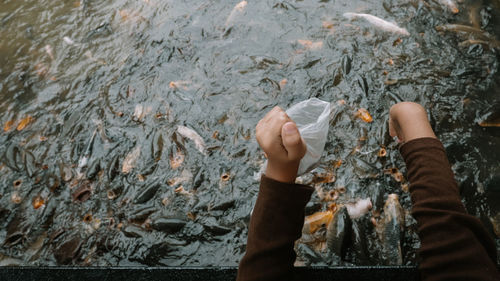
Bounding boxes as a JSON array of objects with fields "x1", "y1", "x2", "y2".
[{"x1": 283, "y1": 123, "x2": 297, "y2": 135}]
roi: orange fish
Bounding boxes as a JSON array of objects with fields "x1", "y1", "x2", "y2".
[
  {"x1": 169, "y1": 148, "x2": 185, "y2": 169},
  {"x1": 3, "y1": 120, "x2": 16, "y2": 132},
  {"x1": 16, "y1": 116, "x2": 33, "y2": 131},
  {"x1": 32, "y1": 196, "x2": 45, "y2": 209},
  {"x1": 304, "y1": 211, "x2": 333, "y2": 234},
  {"x1": 356, "y1": 108, "x2": 373, "y2": 123}
]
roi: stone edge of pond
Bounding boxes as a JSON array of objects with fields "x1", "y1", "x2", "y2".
[{"x1": 0, "y1": 266, "x2": 422, "y2": 280}]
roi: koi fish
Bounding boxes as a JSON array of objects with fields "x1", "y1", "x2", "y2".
[
  {"x1": 63, "y1": 36, "x2": 75, "y2": 45},
  {"x1": 45, "y1": 45, "x2": 54, "y2": 60},
  {"x1": 343, "y1": 12, "x2": 410, "y2": 36},
  {"x1": 77, "y1": 128, "x2": 97, "y2": 176},
  {"x1": 376, "y1": 194, "x2": 404, "y2": 265},
  {"x1": 438, "y1": 0, "x2": 459, "y2": 14},
  {"x1": 177, "y1": 125, "x2": 206, "y2": 155},
  {"x1": 225, "y1": 1, "x2": 247, "y2": 27},
  {"x1": 326, "y1": 206, "x2": 351, "y2": 258},
  {"x1": 435, "y1": 24, "x2": 495, "y2": 41},
  {"x1": 122, "y1": 146, "x2": 141, "y2": 174},
  {"x1": 345, "y1": 198, "x2": 372, "y2": 219}
]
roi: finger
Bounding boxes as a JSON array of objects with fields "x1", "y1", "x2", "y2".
[
  {"x1": 264, "y1": 106, "x2": 283, "y2": 123},
  {"x1": 268, "y1": 111, "x2": 289, "y2": 136},
  {"x1": 281, "y1": 122, "x2": 306, "y2": 161},
  {"x1": 388, "y1": 117, "x2": 397, "y2": 138}
]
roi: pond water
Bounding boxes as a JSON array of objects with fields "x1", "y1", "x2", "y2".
[{"x1": 0, "y1": 0, "x2": 499, "y2": 266}]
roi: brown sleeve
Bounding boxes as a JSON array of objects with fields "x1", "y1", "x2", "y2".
[
  {"x1": 400, "y1": 137, "x2": 499, "y2": 281},
  {"x1": 236, "y1": 175, "x2": 313, "y2": 281}
]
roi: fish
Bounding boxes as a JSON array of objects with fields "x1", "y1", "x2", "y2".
[
  {"x1": 134, "y1": 182, "x2": 161, "y2": 204},
  {"x1": 168, "y1": 169, "x2": 193, "y2": 187},
  {"x1": 303, "y1": 211, "x2": 334, "y2": 234},
  {"x1": 376, "y1": 194, "x2": 404, "y2": 265},
  {"x1": 343, "y1": 12, "x2": 410, "y2": 36},
  {"x1": 468, "y1": 1, "x2": 481, "y2": 28},
  {"x1": 151, "y1": 217, "x2": 187, "y2": 233},
  {"x1": 297, "y1": 39, "x2": 323, "y2": 50},
  {"x1": 54, "y1": 236, "x2": 82, "y2": 264},
  {"x1": 350, "y1": 215, "x2": 372, "y2": 264},
  {"x1": 44, "y1": 45, "x2": 54, "y2": 60},
  {"x1": 0, "y1": 254, "x2": 24, "y2": 266},
  {"x1": 133, "y1": 104, "x2": 152, "y2": 122},
  {"x1": 459, "y1": 39, "x2": 500, "y2": 50},
  {"x1": 435, "y1": 24, "x2": 495, "y2": 41},
  {"x1": 4, "y1": 214, "x2": 29, "y2": 246},
  {"x1": 122, "y1": 146, "x2": 141, "y2": 174},
  {"x1": 16, "y1": 116, "x2": 33, "y2": 131},
  {"x1": 72, "y1": 180, "x2": 92, "y2": 202},
  {"x1": 176, "y1": 125, "x2": 207, "y2": 155},
  {"x1": 63, "y1": 36, "x2": 75, "y2": 45},
  {"x1": 169, "y1": 146, "x2": 185, "y2": 169},
  {"x1": 356, "y1": 108, "x2": 373, "y2": 123},
  {"x1": 3, "y1": 119, "x2": 15, "y2": 132},
  {"x1": 326, "y1": 206, "x2": 351, "y2": 259},
  {"x1": 345, "y1": 198, "x2": 372, "y2": 219},
  {"x1": 76, "y1": 128, "x2": 97, "y2": 177},
  {"x1": 169, "y1": 80, "x2": 190, "y2": 90},
  {"x1": 225, "y1": 1, "x2": 247, "y2": 27},
  {"x1": 478, "y1": 110, "x2": 500, "y2": 127},
  {"x1": 437, "y1": 0, "x2": 459, "y2": 14}
]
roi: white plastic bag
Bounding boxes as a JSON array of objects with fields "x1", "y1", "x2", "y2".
[{"x1": 286, "y1": 98, "x2": 331, "y2": 175}]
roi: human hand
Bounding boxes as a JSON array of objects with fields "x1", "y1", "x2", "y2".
[
  {"x1": 389, "y1": 102, "x2": 436, "y2": 143},
  {"x1": 256, "y1": 106, "x2": 307, "y2": 183}
]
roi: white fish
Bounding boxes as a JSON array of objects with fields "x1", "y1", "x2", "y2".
[
  {"x1": 122, "y1": 146, "x2": 141, "y2": 174},
  {"x1": 133, "y1": 104, "x2": 152, "y2": 121},
  {"x1": 345, "y1": 198, "x2": 372, "y2": 219},
  {"x1": 343, "y1": 12, "x2": 410, "y2": 36},
  {"x1": 76, "y1": 128, "x2": 98, "y2": 178},
  {"x1": 63, "y1": 36, "x2": 75, "y2": 45},
  {"x1": 44, "y1": 45, "x2": 54, "y2": 60},
  {"x1": 177, "y1": 125, "x2": 206, "y2": 155},
  {"x1": 225, "y1": 1, "x2": 247, "y2": 27},
  {"x1": 438, "y1": 0, "x2": 459, "y2": 14},
  {"x1": 297, "y1": 39, "x2": 323, "y2": 50}
]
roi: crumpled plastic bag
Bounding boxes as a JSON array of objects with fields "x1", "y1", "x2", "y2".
[{"x1": 286, "y1": 98, "x2": 331, "y2": 175}]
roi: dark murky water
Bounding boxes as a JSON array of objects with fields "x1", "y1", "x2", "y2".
[{"x1": 0, "y1": 0, "x2": 499, "y2": 266}]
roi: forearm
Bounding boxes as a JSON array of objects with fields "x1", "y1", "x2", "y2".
[
  {"x1": 401, "y1": 138, "x2": 498, "y2": 281},
  {"x1": 237, "y1": 175, "x2": 313, "y2": 281}
]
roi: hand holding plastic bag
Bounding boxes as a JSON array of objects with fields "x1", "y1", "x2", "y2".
[{"x1": 286, "y1": 98, "x2": 331, "y2": 175}]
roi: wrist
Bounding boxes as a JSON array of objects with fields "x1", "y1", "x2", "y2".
[{"x1": 265, "y1": 160, "x2": 300, "y2": 183}]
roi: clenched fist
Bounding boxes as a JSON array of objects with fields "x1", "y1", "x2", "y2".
[
  {"x1": 256, "y1": 106, "x2": 307, "y2": 183},
  {"x1": 389, "y1": 102, "x2": 436, "y2": 143}
]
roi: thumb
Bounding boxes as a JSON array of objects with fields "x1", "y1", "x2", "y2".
[{"x1": 281, "y1": 122, "x2": 306, "y2": 161}]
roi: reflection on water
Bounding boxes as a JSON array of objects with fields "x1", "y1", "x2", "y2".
[{"x1": 0, "y1": 0, "x2": 499, "y2": 266}]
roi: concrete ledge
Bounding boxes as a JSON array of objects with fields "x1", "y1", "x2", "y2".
[{"x1": 0, "y1": 266, "x2": 419, "y2": 281}]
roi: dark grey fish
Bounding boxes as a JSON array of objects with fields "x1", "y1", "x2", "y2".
[
  {"x1": 326, "y1": 206, "x2": 351, "y2": 259},
  {"x1": 350, "y1": 215, "x2": 372, "y2": 265},
  {"x1": 128, "y1": 206, "x2": 157, "y2": 224},
  {"x1": 107, "y1": 154, "x2": 120, "y2": 182},
  {"x1": 134, "y1": 182, "x2": 161, "y2": 204},
  {"x1": 3, "y1": 144, "x2": 23, "y2": 171},
  {"x1": 72, "y1": 181, "x2": 92, "y2": 202},
  {"x1": 151, "y1": 218, "x2": 187, "y2": 234},
  {"x1": 122, "y1": 224, "x2": 147, "y2": 238},
  {"x1": 152, "y1": 131, "x2": 164, "y2": 162},
  {"x1": 4, "y1": 214, "x2": 28, "y2": 246},
  {"x1": 377, "y1": 194, "x2": 405, "y2": 265},
  {"x1": 202, "y1": 217, "x2": 231, "y2": 236}
]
